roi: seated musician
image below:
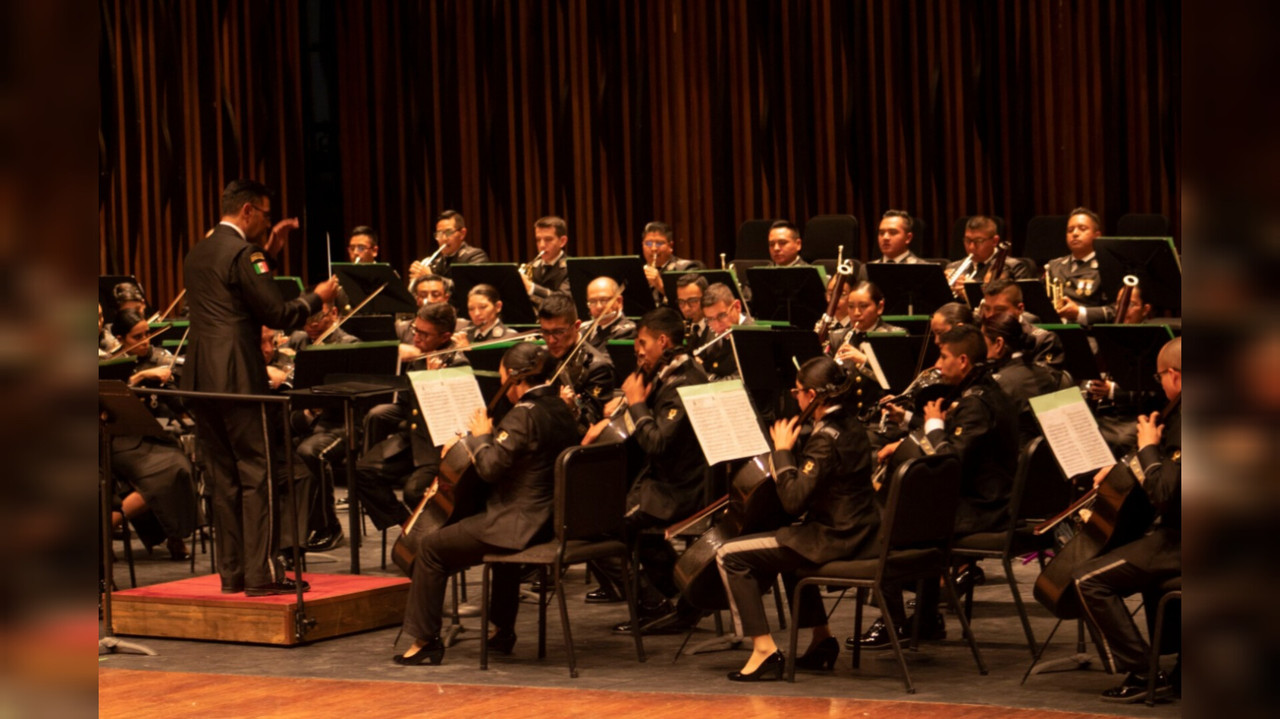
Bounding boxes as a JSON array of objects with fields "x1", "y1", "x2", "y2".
[
  {"x1": 99, "y1": 303, "x2": 120, "y2": 357},
  {"x1": 855, "y1": 324, "x2": 1018, "y2": 650},
  {"x1": 394, "y1": 343, "x2": 580, "y2": 665},
  {"x1": 831, "y1": 280, "x2": 905, "y2": 364},
  {"x1": 818, "y1": 274, "x2": 854, "y2": 351},
  {"x1": 406, "y1": 273, "x2": 471, "y2": 338},
  {"x1": 945, "y1": 215, "x2": 1032, "y2": 296},
  {"x1": 583, "y1": 276, "x2": 636, "y2": 350},
  {"x1": 1046, "y1": 207, "x2": 1115, "y2": 325},
  {"x1": 982, "y1": 313, "x2": 1073, "y2": 441},
  {"x1": 640, "y1": 221, "x2": 703, "y2": 307},
  {"x1": 520, "y1": 216, "x2": 572, "y2": 309},
  {"x1": 675, "y1": 274, "x2": 710, "y2": 351},
  {"x1": 354, "y1": 302, "x2": 468, "y2": 534},
  {"x1": 877, "y1": 302, "x2": 974, "y2": 441},
  {"x1": 407, "y1": 209, "x2": 490, "y2": 281},
  {"x1": 112, "y1": 281, "x2": 149, "y2": 316},
  {"x1": 582, "y1": 307, "x2": 710, "y2": 635},
  {"x1": 106, "y1": 309, "x2": 197, "y2": 561},
  {"x1": 980, "y1": 278, "x2": 1067, "y2": 369},
  {"x1": 698, "y1": 282, "x2": 753, "y2": 380},
  {"x1": 1074, "y1": 337, "x2": 1181, "y2": 702},
  {"x1": 464, "y1": 284, "x2": 509, "y2": 344},
  {"x1": 716, "y1": 357, "x2": 878, "y2": 681},
  {"x1": 537, "y1": 291, "x2": 616, "y2": 431},
  {"x1": 766, "y1": 220, "x2": 808, "y2": 267},
  {"x1": 871, "y1": 210, "x2": 925, "y2": 264}
]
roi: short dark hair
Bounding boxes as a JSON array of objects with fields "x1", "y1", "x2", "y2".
[
  {"x1": 938, "y1": 324, "x2": 986, "y2": 367},
  {"x1": 769, "y1": 219, "x2": 799, "y2": 237},
  {"x1": 676, "y1": 273, "x2": 708, "y2": 291},
  {"x1": 701, "y1": 282, "x2": 736, "y2": 308},
  {"x1": 933, "y1": 302, "x2": 974, "y2": 329},
  {"x1": 848, "y1": 281, "x2": 885, "y2": 305},
  {"x1": 981, "y1": 313, "x2": 1026, "y2": 357},
  {"x1": 964, "y1": 215, "x2": 998, "y2": 234},
  {"x1": 501, "y1": 343, "x2": 553, "y2": 384},
  {"x1": 881, "y1": 209, "x2": 914, "y2": 233},
  {"x1": 538, "y1": 291, "x2": 579, "y2": 323},
  {"x1": 417, "y1": 300, "x2": 457, "y2": 331},
  {"x1": 1067, "y1": 207, "x2": 1102, "y2": 231},
  {"x1": 437, "y1": 209, "x2": 466, "y2": 230},
  {"x1": 637, "y1": 306, "x2": 685, "y2": 346},
  {"x1": 349, "y1": 225, "x2": 379, "y2": 246},
  {"x1": 467, "y1": 283, "x2": 501, "y2": 305},
  {"x1": 534, "y1": 215, "x2": 568, "y2": 237},
  {"x1": 413, "y1": 273, "x2": 453, "y2": 297},
  {"x1": 982, "y1": 277, "x2": 1023, "y2": 304},
  {"x1": 220, "y1": 179, "x2": 272, "y2": 217},
  {"x1": 643, "y1": 221, "x2": 674, "y2": 243}
]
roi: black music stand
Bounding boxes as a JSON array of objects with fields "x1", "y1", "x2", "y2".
[
  {"x1": 99, "y1": 356, "x2": 138, "y2": 382},
  {"x1": 341, "y1": 314, "x2": 398, "y2": 342},
  {"x1": 275, "y1": 276, "x2": 305, "y2": 302},
  {"x1": 605, "y1": 339, "x2": 638, "y2": 378},
  {"x1": 863, "y1": 332, "x2": 931, "y2": 393},
  {"x1": 744, "y1": 266, "x2": 828, "y2": 329},
  {"x1": 99, "y1": 380, "x2": 166, "y2": 656},
  {"x1": 566, "y1": 256, "x2": 657, "y2": 318},
  {"x1": 1038, "y1": 324, "x2": 1101, "y2": 383},
  {"x1": 447, "y1": 263, "x2": 539, "y2": 325},
  {"x1": 292, "y1": 341, "x2": 401, "y2": 391},
  {"x1": 1095, "y1": 237, "x2": 1182, "y2": 314},
  {"x1": 332, "y1": 262, "x2": 419, "y2": 315},
  {"x1": 864, "y1": 263, "x2": 954, "y2": 316},
  {"x1": 964, "y1": 280, "x2": 1061, "y2": 323},
  {"x1": 463, "y1": 338, "x2": 527, "y2": 374},
  {"x1": 1092, "y1": 324, "x2": 1176, "y2": 393},
  {"x1": 732, "y1": 326, "x2": 821, "y2": 419},
  {"x1": 660, "y1": 269, "x2": 745, "y2": 306}
]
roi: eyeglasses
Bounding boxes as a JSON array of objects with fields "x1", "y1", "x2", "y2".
[
  {"x1": 706, "y1": 310, "x2": 733, "y2": 325},
  {"x1": 539, "y1": 326, "x2": 573, "y2": 339},
  {"x1": 249, "y1": 204, "x2": 273, "y2": 222},
  {"x1": 789, "y1": 387, "x2": 812, "y2": 398},
  {"x1": 676, "y1": 298, "x2": 702, "y2": 308},
  {"x1": 642, "y1": 241, "x2": 669, "y2": 249},
  {"x1": 433, "y1": 228, "x2": 459, "y2": 240},
  {"x1": 586, "y1": 297, "x2": 615, "y2": 308},
  {"x1": 412, "y1": 324, "x2": 441, "y2": 338},
  {"x1": 348, "y1": 243, "x2": 374, "y2": 252},
  {"x1": 1152, "y1": 368, "x2": 1179, "y2": 383}
]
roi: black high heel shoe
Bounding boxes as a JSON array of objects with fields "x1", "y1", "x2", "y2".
[
  {"x1": 487, "y1": 628, "x2": 517, "y2": 655},
  {"x1": 794, "y1": 637, "x2": 839, "y2": 671},
  {"x1": 727, "y1": 650, "x2": 785, "y2": 682},
  {"x1": 393, "y1": 636, "x2": 445, "y2": 666}
]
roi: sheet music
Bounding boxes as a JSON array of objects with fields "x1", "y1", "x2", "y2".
[
  {"x1": 1029, "y1": 388, "x2": 1116, "y2": 478},
  {"x1": 677, "y1": 380, "x2": 770, "y2": 466},
  {"x1": 407, "y1": 366, "x2": 487, "y2": 447}
]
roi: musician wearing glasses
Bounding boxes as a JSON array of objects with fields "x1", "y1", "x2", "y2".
[
  {"x1": 675, "y1": 274, "x2": 710, "y2": 350},
  {"x1": 945, "y1": 215, "x2": 1032, "y2": 295},
  {"x1": 346, "y1": 225, "x2": 380, "y2": 263},
  {"x1": 640, "y1": 221, "x2": 704, "y2": 307},
  {"x1": 537, "y1": 292, "x2": 616, "y2": 431},
  {"x1": 698, "y1": 282, "x2": 753, "y2": 380},
  {"x1": 408, "y1": 209, "x2": 490, "y2": 281},
  {"x1": 520, "y1": 215, "x2": 573, "y2": 308},
  {"x1": 716, "y1": 357, "x2": 879, "y2": 681},
  {"x1": 583, "y1": 276, "x2": 636, "y2": 351}
]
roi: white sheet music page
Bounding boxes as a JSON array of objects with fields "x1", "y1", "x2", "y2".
[
  {"x1": 407, "y1": 366, "x2": 487, "y2": 447},
  {"x1": 677, "y1": 379, "x2": 770, "y2": 466},
  {"x1": 1029, "y1": 388, "x2": 1116, "y2": 478}
]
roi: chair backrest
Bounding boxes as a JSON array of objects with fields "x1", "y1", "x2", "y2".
[
  {"x1": 949, "y1": 215, "x2": 1007, "y2": 259},
  {"x1": 1115, "y1": 213, "x2": 1171, "y2": 237},
  {"x1": 881, "y1": 454, "x2": 963, "y2": 549},
  {"x1": 1015, "y1": 435, "x2": 1071, "y2": 522},
  {"x1": 736, "y1": 219, "x2": 773, "y2": 260},
  {"x1": 803, "y1": 214, "x2": 859, "y2": 261},
  {"x1": 554, "y1": 442, "x2": 629, "y2": 542},
  {"x1": 1023, "y1": 215, "x2": 1069, "y2": 264}
]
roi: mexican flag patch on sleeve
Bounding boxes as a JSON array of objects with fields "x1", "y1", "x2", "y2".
[{"x1": 249, "y1": 252, "x2": 270, "y2": 275}]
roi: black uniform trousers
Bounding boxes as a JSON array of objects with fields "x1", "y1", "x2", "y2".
[
  {"x1": 401, "y1": 516, "x2": 524, "y2": 641},
  {"x1": 590, "y1": 510, "x2": 682, "y2": 604},
  {"x1": 1074, "y1": 528, "x2": 1181, "y2": 674},
  {"x1": 716, "y1": 532, "x2": 826, "y2": 637},
  {"x1": 294, "y1": 420, "x2": 344, "y2": 534},
  {"x1": 353, "y1": 441, "x2": 434, "y2": 531}
]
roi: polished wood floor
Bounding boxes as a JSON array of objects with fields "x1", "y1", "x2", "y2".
[{"x1": 99, "y1": 668, "x2": 1120, "y2": 719}]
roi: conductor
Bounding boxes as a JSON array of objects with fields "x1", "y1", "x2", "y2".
[{"x1": 181, "y1": 179, "x2": 339, "y2": 596}]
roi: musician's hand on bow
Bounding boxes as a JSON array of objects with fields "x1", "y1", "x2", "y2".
[
  {"x1": 877, "y1": 440, "x2": 902, "y2": 465},
  {"x1": 399, "y1": 343, "x2": 423, "y2": 362},
  {"x1": 1136, "y1": 411, "x2": 1163, "y2": 449},
  {"x1": 769, "y1": 417, "x2": 801, "y2": 452},
  {"x1": 264, "y1": 217, "x2": 300, "y2": 256},
  {"x1": 581, "y1": 418, "x2": 610, "y2": 446},
  {"x1": 922, "y1": 397, "x2": 948, "y2": 423},
  {"x1": 1093, "y1": 463, "x2": 1116, "y2": 487},
  {"x1": 622, "y1": 372, "x2": 651, "y2": 406},
  {"x1": 834, "y1": 341, "x2": 867, "y2": 367},
  {"x1": 130, "y1": 366, "x2": 173, "y2": 386},
  {"x1": 467, "y1": 408, "x2": 493, "y2": 437}
]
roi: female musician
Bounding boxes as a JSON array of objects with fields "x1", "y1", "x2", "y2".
[
  {"x1": 464, "y1": 283, "x2": 509, "y2": 344},
  {"x1": 395, "y1": 343, "x2": 580, "y2": 665},
  {"x1": 99, "y1": 303, "x2": 121, "y2": 357},
  {"x1": 104, "y1": 309, "x2": 197, "y2": 561},
  {"x1": 715, "y1": 356, "x2": 878, "y2": 681},
  {"x1": 982, "y1": 313, "x2": 1073, "y2": 441},
  {"x1": 832, "y1": 281, "x2": 905, "y2": 365}
]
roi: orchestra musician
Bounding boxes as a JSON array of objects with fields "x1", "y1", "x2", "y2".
[
  {"x1": 407, "y1": 210, "x2": 489, "y2": 281},
  {"x1": 981, "y1": 313, "x2": 1074, "y2": 442},
  {"x1": 698, "y1": 282, "x2": 753, "y2": 380},
  {"x1": 582, "y1": 307, "x2": 710, "y2": 635},
  {"x1": 980, "y1": 279, "x2": 1067, "y2": 369},
  {"x1": 766, "y1": 220, "x2": 808, "y2": 267},
  {"x1": 394, "y1": 343, "x2": 580, "y2": 665},
  {"x1": 519, "y1": 216, "x2": 572, "y2": 309},
  {"x1": 464, "y1": 284, "x2": 509, "y2": 344},
  {"x1": 1046, "y1": 207, "x2": 1116, "y2": 325},
  {"x1": 674, "y1": 274, "x2": 710, "y2": 351},
  {"x1": 640, "y1": 221, "x2": 704, "y2": 307},
  {"x1": 537, "y1": 291, "x2": 617, "y2": 431},
  {"x1": 1074, "y1": 337, "x2": 1181, "y2": 702},
  {"x1": 583, "y1": 276, "x2": 636, "y2": 350},
  {"x1": 715, "y1": 357, "x2": 879, "y2": 681},
  {"x1": 830, "y1": 281, "x2": 906, "y2": 370},
  {"x1": 944, "y1": 215, "x2": 1032, "y2": 296},
  {"x1": 871, "y1": 210, "x2": 925, "y2": 264}
]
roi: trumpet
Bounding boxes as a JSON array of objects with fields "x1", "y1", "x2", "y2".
[
  {"x1": 409, "y1": 244, "x2": 447, "y2": 288},
  {"x1": 946, "y1": 253, "x2": 976, "y2": 288}
]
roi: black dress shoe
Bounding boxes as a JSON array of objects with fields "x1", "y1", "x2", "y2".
[
  {"x1": 278, "y1": 551, "x2": 305, "y2": 573},
  {"x1": 245, "y1": 577, "x2": 311, "y2": 597},
  {"x1": 393, "y1": 636, "x2": 445, "y2": 666},
  {"x1": 727, "y1": 651, "x2": 784, "y2": 682},
  {"x1": 794, "y1": 637, "x2": 839, "y2": 671},
  {"x1": 849, "y1": 617, "x2": 904, "y2": 650},
  {"x1": 954, "y1": 564, "x2": 987, "y2": 595},
  {"x1": 585, "y1": 587, "x2": 623, "y2": 604},
  {"x1": 306, "y1": 526, "x2": 345, "y2": 552},
  {"x1": 1101, "y1": 671, "x2": 1172, "y2": 703},
  {"x1": 486, "y1": 628, "x2": 517, "y2": 655},
  {"x1": 611, "y1": 599, "x2": 674, "y2": 634}
]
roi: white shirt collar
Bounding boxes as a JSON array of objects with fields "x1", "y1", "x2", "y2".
[{"x1": 219, "y1": 220, "x2": 246, "y2": 241}]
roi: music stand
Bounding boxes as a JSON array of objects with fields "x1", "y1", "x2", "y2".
[
  {"x1": 99, "y1": 380, "x2": 166, "y2": 656},
  {"x1": 1037, "y1": 324, "x2": 1100, "y2": 382},
  {"x1": 864, "y1": 263, "x2": 954, "y2": 316},
  {"x1": 332, "y1": 263, "x2": 418, "y2": 315},
  {"x1": 275, "y1": 276, "x2": 305, "y2": 302},
  {"x1": 660, "y1": 269, "x2": 745, "y2": 306},
  {"x1": 292, "y1": 340, "x2": 401, "y2": 391},
  {"x1": 605, "y1": 340, "x2": 638, "y2": 378},
  {"x1": 447, "y1": 263, "x2": 538, "y2": 325},
  {"x1": 462, "y1": 338, "x2": 527, "y2": 374},
  {"x1": 964, "y1": 280, "x2": 1061, "y2": 323},
  {"x1": 1094, "y1": 237, "x2": 1182, "y2": 314},
  {"x1": 1092, "y1": 324, "x2": 1176, "y2": 393},
  {"x1": 732, "y1": 326, "x2": 822, "y2": 418},
  {"x1": 99, "y1": 356, "x2": 138, "y2": 382},
  {"x1": 864, "y1": 332, "x2": 931, "y2": 393},
  {"x1": 744, "y1": 266, "x2": 829, "y2": 329},
  {"x1": 566, "y1": 256, "x2": 657, "y2": 319},
  {"x1": 341, "y1": 314, "x2": 398, "y2": 342}
]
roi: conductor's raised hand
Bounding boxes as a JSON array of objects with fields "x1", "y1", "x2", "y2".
[
  {"x1": 264, "y1": 217, "x2": 300, "y2": 256},
  {"x1": 314, "y1": 275, "x2": 340, "y2": 304}
]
